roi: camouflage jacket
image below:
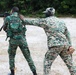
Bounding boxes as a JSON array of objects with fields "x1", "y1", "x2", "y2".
[
  {"x1": 4, "y1": 12, "x2": 26, "y2": 38},
  {"x1": 25, "y1": 16, "x2": 72, "y2": 47}
]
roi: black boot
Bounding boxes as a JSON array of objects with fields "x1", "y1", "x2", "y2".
[
  {"x1": 8, "y1": 69, "x2": 15, "y2": 75},
  {"x1": 33, "y1": 70, "x2": 37, "y2": 75}
]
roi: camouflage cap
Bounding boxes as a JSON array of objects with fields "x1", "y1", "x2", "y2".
[{"x1": 43, "y1": 7, "x2": 55, "y2": 15}]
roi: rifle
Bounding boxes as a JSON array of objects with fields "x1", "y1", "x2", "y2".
[
  {"x1": 0, "y1": 25, "x2": 4, "y2": 31},
  {"x1": 0, "y1": 12, "x2": 10, "y2": 31},
  {"x1": 0, "y1": 14, "x2": 4, "y2": 17}
]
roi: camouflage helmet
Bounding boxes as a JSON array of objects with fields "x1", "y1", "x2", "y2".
[{"x1": 43, "y1": 7, "x2": 55, "y2": 15}]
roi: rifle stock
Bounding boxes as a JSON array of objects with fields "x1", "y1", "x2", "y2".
[
  {"x1": 0, "y1": 12, "x2": 10, "y2": 17},
  {"x1": 0, "y1": 14, "x2": 4, "y2": 17},
  {"x1": 0, "y1": 12, "x2": 10, "y2": 31},
  {"x1": 0, "y1": 25, "x2": 4, "y2": 31}
]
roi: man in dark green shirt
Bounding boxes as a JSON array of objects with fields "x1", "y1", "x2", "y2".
[{"x1": 4, "y1": 7, "x2": 37, "y2": 75}]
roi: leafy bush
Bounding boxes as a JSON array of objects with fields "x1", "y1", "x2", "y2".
[{"x1": 0, "y1": 0, "x2": 76, "y2": 17}]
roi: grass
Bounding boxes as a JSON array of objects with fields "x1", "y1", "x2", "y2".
[
  {"x1": 24, "y1": 11, "x2": 76, "y2": 18},
  {"x1": 56, "y1": 14, "x2": 76, "y2": 18}
]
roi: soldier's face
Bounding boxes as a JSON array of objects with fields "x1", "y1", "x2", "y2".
[{"x1": 45, "y1": 12, "x2": 50, "y2": 17}]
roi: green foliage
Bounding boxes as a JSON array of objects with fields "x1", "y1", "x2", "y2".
[
  {"x1": 0, "y1": 0, "x2": 7, "y2": 12},
  {"x1": 0, "y1": 0, "x2": 76, "y2": 16}
]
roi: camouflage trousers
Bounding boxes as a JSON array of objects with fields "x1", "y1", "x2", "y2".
[
  {"x1": 44, "y1": 46, "x2": 76, "y2": 75},
  {"x1": 8, "y1": 38, "x2": 36, "y2": 72}
]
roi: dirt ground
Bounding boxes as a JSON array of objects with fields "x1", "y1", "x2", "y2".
[{"x1": 0, "y1": 18, "x2": 76, "y2": 75}]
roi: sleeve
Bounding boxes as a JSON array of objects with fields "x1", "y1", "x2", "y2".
[
  {"x1": 21, "y1": 20, "x2": 26, "y2": 25},
  {"x1": 19, "y1": 14, "x2": 26, "y2": 25},
  {"x1": 64, "y1": 26, "x2": 72, "y2": 46},
  {"x1": 24, "y1": 18, "x2": 47, "y2": 28}
]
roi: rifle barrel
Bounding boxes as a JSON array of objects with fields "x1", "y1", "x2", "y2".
[{"x1": 0, "y1": 14, "x2": 4, "y2": 17}]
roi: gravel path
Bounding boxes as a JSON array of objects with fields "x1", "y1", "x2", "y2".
[{"x1": 0, "y1": 17, "x2": 76, "y2": 75}]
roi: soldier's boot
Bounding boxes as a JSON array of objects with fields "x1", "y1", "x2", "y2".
[
  {"x1": 33, "y1": 70, "x2": 37, "y2": 75},
  {"x1": 8, "y1": 69, "x2": 15, "y2": 75}
]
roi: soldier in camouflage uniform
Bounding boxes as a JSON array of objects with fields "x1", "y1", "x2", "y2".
[
  {"x1": 24, "y1": 7, "x2": 76, "y2": 75},
  {"x1": 3, "y1": 7, "x2": 37, "y2": 75}
]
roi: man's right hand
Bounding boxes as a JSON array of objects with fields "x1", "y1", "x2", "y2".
[{"x1": 67, "y1": 46, "x2": 75, "y2": 54}]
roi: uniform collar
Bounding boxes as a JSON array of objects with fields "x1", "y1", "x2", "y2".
[{"x1": 11, "y1": 12, "x2": 18, "y2": 16}]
